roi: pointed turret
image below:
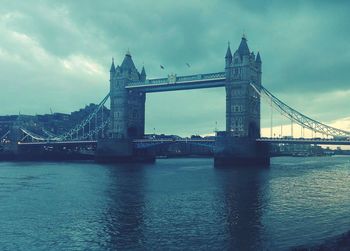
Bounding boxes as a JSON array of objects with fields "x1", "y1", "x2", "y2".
[
  {"x1": 120, "y1": 50, "x2": 136, "y2": 72},
  {"x1": 251, "y1": 52, "x2": 255, "y2": 59},
  {"x1": 110, "y1": 58, "x2": 116, "y2": 80},
  {"x1": 110, "y1": 58, "x2": 115, "y2": 72},
  {"x1": 225, "y1": 42, "x2": 232, "y2": 67},
  {"x1": 140, "y1": 66, "x2": 146, "y2": 81},
  {"x1": 237, "y1": 35, "x2": 250, "y2": 56},
  {"x1": 116, "y1": 65, "x2": 121, "y2": 74},
  {"x1": 225, "y1": 43, "x2": 232, "y2": 59},
  {"x1": 256, "y1": 52, "x2": 261, "y2": 63}
]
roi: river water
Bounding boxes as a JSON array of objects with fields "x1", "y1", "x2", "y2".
[{"x1": 0, "y1": 156, "x2": 349, "y2": 250}]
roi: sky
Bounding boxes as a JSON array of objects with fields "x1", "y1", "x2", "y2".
[{"x1": 0, "y1": 0, "x2": 349, "y2": 136}]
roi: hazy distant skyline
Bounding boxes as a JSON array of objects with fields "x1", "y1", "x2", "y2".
[{"x1": 0, "y1": 0, "x2": 349, "y2": 136}]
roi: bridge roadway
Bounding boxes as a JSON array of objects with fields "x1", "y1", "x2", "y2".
[
  {"x1": 126, "y1": 72, "x2": 226, "y2": 92},
  {"x1": 17, "y1": 140, "x2": 97, "y2": 147},
  {"x1": 257, "y1": 137, "x2": 350, "y2": 145},
  {"x1": 134, "y1": 138, "x2": 350, "y2": 146},
  {"x1": 16, "y1": 137, "x2": 350, "y2": 147}
]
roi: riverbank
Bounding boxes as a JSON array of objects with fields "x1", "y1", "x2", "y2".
[{"x1": 292, "y1": 230, "x2": 350, "y2": 250}]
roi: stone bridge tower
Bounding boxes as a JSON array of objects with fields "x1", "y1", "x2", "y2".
[
  {"x1": 96, "y1": 52, "x2": 148, "y2": 162},
  {"x1": 225, "y1": 36, "x2": 262, "y2": 138},
  {"x1": 109, "y1": 52, "x2": 146, "y2": 139},
  {"x1": 214, "y1": 36, "x2": 269, "y2": 166}
]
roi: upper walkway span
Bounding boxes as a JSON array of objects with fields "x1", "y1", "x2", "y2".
[{"x1": 126, "y1": 72, "x2": 226, "y2": 92}]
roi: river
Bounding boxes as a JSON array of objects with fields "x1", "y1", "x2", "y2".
[{"x1": 0, "y1": 156, "x2": 349, "y2": 250}]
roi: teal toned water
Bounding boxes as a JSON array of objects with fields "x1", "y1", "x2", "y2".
[{"x1": 0, "y1": 157, "x2": 349, "y2": 250}]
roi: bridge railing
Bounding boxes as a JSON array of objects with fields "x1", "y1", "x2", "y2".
[
  {"x1": 257, "y1": 137, "x2": 350, "y2": 145},
  {"x1": 133, "y1": 138, "x2": 216, "y2": 143},
  {"x1": 258, "y1": 137, "x2": 350, "y2": 141}
]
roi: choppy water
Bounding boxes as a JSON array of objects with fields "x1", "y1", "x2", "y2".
[{"x1": 0, "y1": 156, "x2": 349, "y2": 250}]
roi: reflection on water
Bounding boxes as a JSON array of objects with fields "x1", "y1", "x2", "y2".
[
  {"x1": 0, "y1": 156, "x2": 349, "y2": 250},
  {"x1": 102, "y1": 164, "x2": 147, "y2": 249},
  {"x1": 214, "y1": 168, "x2": 268, "y2": 250}
]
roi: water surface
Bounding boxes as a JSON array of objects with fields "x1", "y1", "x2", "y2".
[{"x1": 0, "y1": 156, "x2": 349, "y2": 250}]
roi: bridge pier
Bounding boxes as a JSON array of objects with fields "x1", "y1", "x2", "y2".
[
  {"x1": 214, "y1": 133, "x2": 270, "y2": 167},
  {"x1": 95, "y1": 138, "x2": 155, "y2": 163}
]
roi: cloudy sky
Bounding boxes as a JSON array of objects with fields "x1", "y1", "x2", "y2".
[{"x1": 0, "y1": 0, "x2": 349, "y2": 136}]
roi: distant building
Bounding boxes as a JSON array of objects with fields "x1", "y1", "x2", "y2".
[
  {"x1": 0, "y1": 104, "x2": 110, "y2": 138},
  {"x1": 272, "y1": 143, "x2": 331, "y2": 156}
]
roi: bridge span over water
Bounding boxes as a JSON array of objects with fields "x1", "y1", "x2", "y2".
[
  {"x1": 15, "y1": 137, "x2": 350, "y2": 147},
  {"x1": 1, "y1": 36, "x2": 349, "y2": 165}
]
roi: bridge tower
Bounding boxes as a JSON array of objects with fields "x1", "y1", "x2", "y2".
[
  {"x1": 225, "y1": 36, "x2": 261, "y2": 137},
  {"x1": 96, "y1": 52, "x2": 150, "y2": 162},
  {"x1": 109, "y1": 52, "x2": 145, "y2": 139},
  {"x1": 215, "y1": 36, "x2": 269, "y2": 166}
]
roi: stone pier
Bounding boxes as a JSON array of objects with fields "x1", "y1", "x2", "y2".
[{"x1": 214, "y1": 132, "x2": 270, "y2": 167}]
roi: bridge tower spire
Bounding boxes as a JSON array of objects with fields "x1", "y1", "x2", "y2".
[
  {"x1": 225, "y1": 42, "x2": 232, "y2": 68},
  {"x1": 140, "y1": 66, "x2": 146, "y2": 81},
  {"x1": 110, "y1": 58, "x2": 115, "y2": 79}
]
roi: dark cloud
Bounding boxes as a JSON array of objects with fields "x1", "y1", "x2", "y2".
[{"x1": 0, "y1": 0, "x2": 349, "y2": 135}]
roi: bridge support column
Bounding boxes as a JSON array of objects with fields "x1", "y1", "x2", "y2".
[
  {"x1": 214, "y1": 132, "x2": 270, "y2": 167},
  {"x1": 95, "y1": 138, "x2": 132, "y2": 162},
  {"x1": 95, "y1": 138, "x2": 155, "y2": 163}
]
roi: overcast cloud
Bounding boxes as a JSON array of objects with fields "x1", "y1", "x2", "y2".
[{"x1": 0, "y1": 0, "x2": 349, "y2": 136}]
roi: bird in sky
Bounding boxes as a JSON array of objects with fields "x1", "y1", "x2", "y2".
[
  {"x1": 160, "y1": 65, "x2": 165, "y2": 70},
  {"x1": 186, "y1": 63, "x2": 191, "y2": 68}
]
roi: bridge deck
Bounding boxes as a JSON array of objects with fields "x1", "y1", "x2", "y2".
[
  {"x1": 14, "y1": 138, "x2": 350, "y2": 146},
  {"x1": 17, "y1": 140, "x2": 97, "y2": 146},
  {"x1": 257, "y1": 138, "x2": 350, "y2": 145}
]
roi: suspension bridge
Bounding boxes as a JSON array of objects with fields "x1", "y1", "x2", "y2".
[
  {"x1": 3, "y1": 83, "x2": 349, "y2": 145},
  {"x1": 1, "y1": 36, "x2": 349, "y2": 164}
]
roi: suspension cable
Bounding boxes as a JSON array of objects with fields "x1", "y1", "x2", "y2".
[
  {"x1": 55, "y1": 93, "x2": 110, "y2": 141},
  {"x1": 250, "y1": 83, "x2": 350, "y2": 137},
  {"x1": 1, "y1": 131, "x2": 10, "y2": 141}
]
